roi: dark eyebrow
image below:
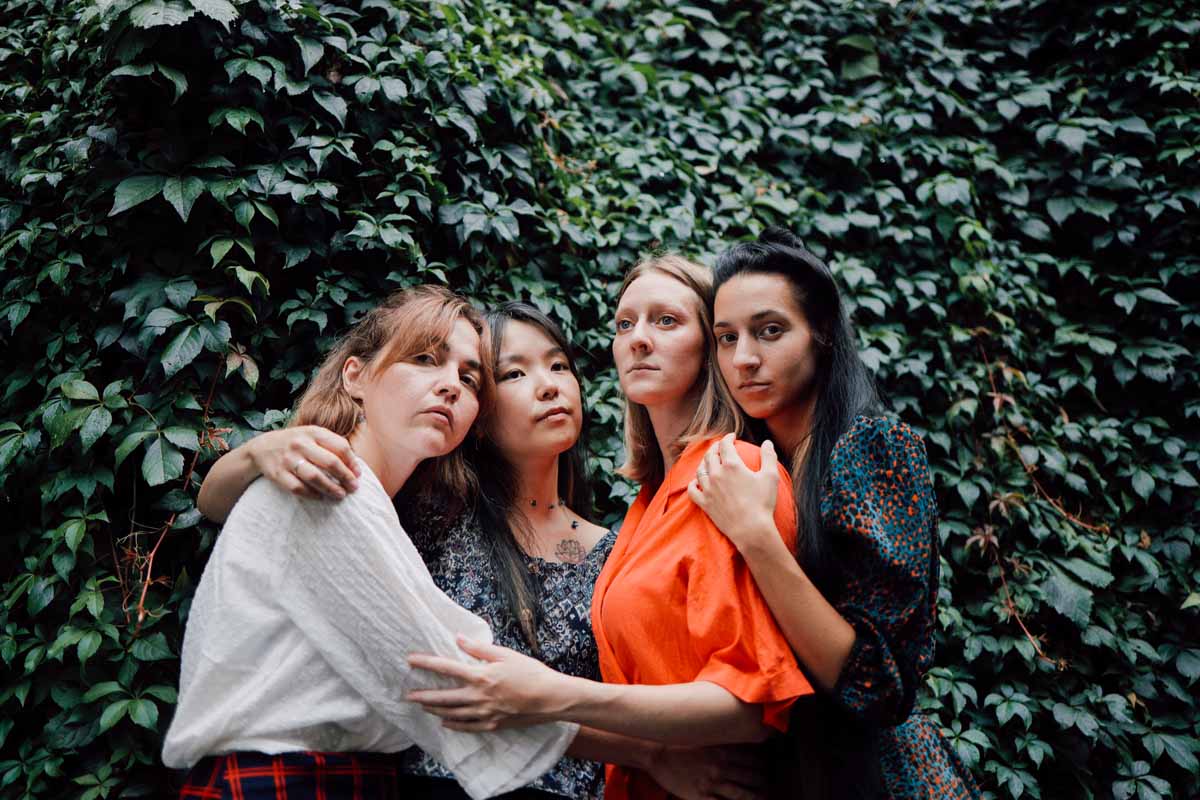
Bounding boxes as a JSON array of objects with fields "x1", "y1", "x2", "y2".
[
  {"x1": 714, "y1": 310, "x2": 786, "y2": 329},
  {"x1": 544, "y1": 346, "x2": 566, "y2": 359}
]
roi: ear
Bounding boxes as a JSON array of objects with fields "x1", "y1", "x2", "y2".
[{"x1": 341, "y1": 355, "x2": 369, "y2": 401}]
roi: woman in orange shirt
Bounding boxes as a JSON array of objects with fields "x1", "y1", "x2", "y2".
[{"x1": 409, "y1": 256, "x2": 814, "y2": 800}]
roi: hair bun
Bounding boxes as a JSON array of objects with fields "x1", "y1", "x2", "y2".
[{"x1": 757, "y1": 225, "x2": 805, "y2": 250}]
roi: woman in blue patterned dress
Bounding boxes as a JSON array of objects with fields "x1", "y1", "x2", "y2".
[
  {"x1": 197, "y1": 302, "x2": 760, "y2": 800},
  {"x1": 685, "y1": 227, "x2": 982, "y2": 800}
]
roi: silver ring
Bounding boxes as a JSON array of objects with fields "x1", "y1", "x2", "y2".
[
  {"x1": 293, "y1": 458, "x2": 307, "y2": 474},
  {"x1": 696, "y1": 468, "x2": 708, "y2": 479}
]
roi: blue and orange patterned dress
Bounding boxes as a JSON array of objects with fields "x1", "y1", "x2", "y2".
[{"x1": 822, "y1": 416, "x2": 980, "y2": 799}]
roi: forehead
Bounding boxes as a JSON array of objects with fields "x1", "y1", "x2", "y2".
[
  {"x1": 714, "y1": 273, "x2": 804, "y2": 321},
  {"x1": 618, "y1": 271, "x2": 696, "y2": 309},
  {"x1": 498, "y1": 320, "x2": 558, "y2": 357},
  {"x1": 443, "y1": 317, "x2": 483, "y2": 360}
]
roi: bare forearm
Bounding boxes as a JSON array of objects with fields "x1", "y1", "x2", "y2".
[
  {"x1": 196, "y1": 443, "x2": 262, "y2": 522},
  {"x1": 547, "y1": 677, "x2": 769, "y2": 746},
  {"x1": 566, "y1": 726, "x2": 661, "y2": 770},
  {"x1": 738, "y1": 523, "x2": 856, "y2": 691}
]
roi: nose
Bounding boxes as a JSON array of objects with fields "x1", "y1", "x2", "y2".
[
  {"x1": 732, "y1": 339, "x2": 760, "y2": 371},
  {"x1": 434, "y1": 365, "x2": 461, "y2": 403},
  {"x1": 628, "y1": 320, "x2": 651, "y2": 353},
  {"x1": 535, "y1": 370, "x2": 560, "y2": 402}
]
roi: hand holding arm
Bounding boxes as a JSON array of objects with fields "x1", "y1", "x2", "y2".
[
  {"x1": 197, "y1": 426, "x2": 359, "y2": 522},
  {"x1": 408, "y1": 638, "x2": 770, "y2": 746},
  {"x1": 688, "y1": 434, "x2": 856, "y2": 693}
]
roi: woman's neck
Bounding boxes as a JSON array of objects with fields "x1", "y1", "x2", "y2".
[
  {"x1": 647, "y1": 391, "x2": 701, "y2": 476},
  {"x1": 349, "y1": 427, "x2": 420, "y2": 497},
  {"x1": 767, "y1": 395, "x2": 817, "y2": 463},
  {"x1": 513, "y1": 452, "x2": 561, "y2": 509}
]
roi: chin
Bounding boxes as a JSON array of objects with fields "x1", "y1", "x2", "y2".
[{"x1": 735, "y1": 398, "x2": 776, "y2": 421}]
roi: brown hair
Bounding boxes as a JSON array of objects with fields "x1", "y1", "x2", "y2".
[
  {"x1": 614, "y1": 254, "x2": 742, "y2": 488},
  {"x1": 293, "y1": 285, "x2": 494, "y2": 501}
]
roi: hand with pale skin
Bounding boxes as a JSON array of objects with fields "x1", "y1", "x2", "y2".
[
  {"x1": 409, "y1": 638, "x2": 769, "y2": 799},
  {"x1": 197, "y1": 426, "x2": 360, "y2": 521},
  {"x1": 686, "y1": 433, "x2": 781, "y2": 554},
  {"x1": 407, "y1": 636, "x2": 563, "y2": 733}
]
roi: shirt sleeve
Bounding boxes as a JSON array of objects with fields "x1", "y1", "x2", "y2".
[
  {"x1": 826, "y1": 418, "x2": 940, "y2": 726},
  {"x1": 278, "y1": 473, "x2": 577, "y2": 800},
  {"x1": 687, "y1": 442, "x2": 814, "y2": 732}
]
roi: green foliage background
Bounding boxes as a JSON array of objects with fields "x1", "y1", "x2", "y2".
[{"x1": 1, "y1": 0, "x2": 1197, "y2": 797}]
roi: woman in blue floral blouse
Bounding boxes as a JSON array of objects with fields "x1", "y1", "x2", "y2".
[{"x1": 687, "y1": 227, "x2": 982, "y2": 800}]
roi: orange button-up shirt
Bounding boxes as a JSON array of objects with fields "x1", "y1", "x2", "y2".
[{"x1": 591, "y1": 437, "x2": 815, "y2": 800}]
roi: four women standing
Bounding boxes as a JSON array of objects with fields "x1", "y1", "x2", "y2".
[{"x1": 177, "y1": 229, "x2": 980, "y2": 800}]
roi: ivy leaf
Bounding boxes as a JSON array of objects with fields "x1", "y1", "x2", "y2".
[
  {"x1": 156, "y1": 64, "x2": 188, "y2": 102},
  {"x1": 82, "y1": 681, "x2": 125, "y2": 703},
  {"x1": 1132, "y1": 469, "x2": 1155, "y2": 500},
  {"x1": 115, "y1": 431, "x2": 156, "y2": 469},
  {"x1": 162, "y1": 176, "x2": 205, "y2": 222},
  {"x1": 297, "y1": 37, "x2": 324, "y2": 74},
  {"x1": 62, "y1": 380, "x2": 99, "y2": 401},
  {"x1": 99, "y1": 699, "x2": 130, "y2": 732},
  {"x1": 141, "y1": 437, "x2": 184, "y2": 486},
  {"x1": 160, "y1": 324, "x2": 204, "y2": 378},
  {"x1": 77, "y1": 631, "x2": 102, "y2": 664},
  {"x1": 314, "y1": 92, "x2": 348, "y2": 127},
  {"x1": 187, "y1": 0, "x2": 237, "y2": 27},
  {"x1": 457, "y1": 85, "x2": 488, "y2": 115},
  {"x1": 79, "y1": 407, "x2": 112, "y2": 452},
  {"x1": 128, "y1": 697, "x2": 160, "y2": 729},
  {"x1": 381, "y1": 77, "x2": 408, "y2": 102},
  {"x1": 128, "y1": 0, "x2": 196, "y2": 28},
  {"x1": 1059, "y1": 557, "x2": 1114, "y2": 588},
  {"x1": 130, "y1": 632, "x2": 174, "y2": 661},
  {"x1": 1134, "y1": 288, "x2": 1179, "y2": 306},
  {"x1": 1043, "y1": 569, "x2": 1093, "y2": 627},
  {"x1": 1046, "y1": 197, "x2": 1076, "y2": 225},
  {"x1": 110, "y1": 175, "x2": 166, "y2": 216}
]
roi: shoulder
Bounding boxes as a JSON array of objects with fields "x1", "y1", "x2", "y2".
[{"x1": 832, "y1": 416, "x2": 929, "y2": 474}]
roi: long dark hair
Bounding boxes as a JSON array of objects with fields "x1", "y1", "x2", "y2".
[
  {"x1": 713, "y1": 227, "x2": 881, "y2": 591},
  {"x1": 470, "y1": 302, "x2": 594, "y2": 651}
]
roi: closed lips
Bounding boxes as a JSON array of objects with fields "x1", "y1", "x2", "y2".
[
  {"x1": 424, "y1": 407, "x2": 454, "y2": 426},
  {"x1": 537, "y1": 406, "x2": 571, "y2": 421}
]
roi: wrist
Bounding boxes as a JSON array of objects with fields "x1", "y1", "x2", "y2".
[{"x1": 731, "y1": 513, "x2": 779, "y2": 552}]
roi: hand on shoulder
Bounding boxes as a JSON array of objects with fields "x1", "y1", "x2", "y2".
[{"x1": 687, "y1": 433, "x2": 785, "y2": 554}]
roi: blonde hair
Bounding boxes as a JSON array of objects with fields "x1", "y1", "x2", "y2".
[
  {"x1": 293, "y1": 285, "x2": 494, "y2": 502},
  {"x1": 615, "y1": 254, "x2": 742, "y2": 488}
]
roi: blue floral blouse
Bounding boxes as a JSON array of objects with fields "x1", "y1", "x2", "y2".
[
  {"x1": 824, "y1": 416, "x2": 979, "y2": 798},
  {"x1": 398, "y1": 506, "x2": 614, "y2": 800}
]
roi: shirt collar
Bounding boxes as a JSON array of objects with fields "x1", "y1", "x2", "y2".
[{"x1": 664, "y1": 437, "x2": 719, "y2": 498}]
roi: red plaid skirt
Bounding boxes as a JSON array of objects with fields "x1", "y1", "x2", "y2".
[{"x1": 178, "y1": 751, "x2": 399, "y2": 799}]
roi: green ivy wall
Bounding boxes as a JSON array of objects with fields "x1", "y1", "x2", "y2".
[{"x1": 1, "y1": 0, "x2": 1197, "y2": 797}]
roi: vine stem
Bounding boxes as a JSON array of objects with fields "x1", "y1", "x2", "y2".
[
  {"x1": 974, "y1": 340, "x2": 1104, "y2": 668},
  {"x1": 131, "y1": 364, "x2": 223, "y2": 635},
  {"x1": 977, "y1": 341, "x2": 1107, "y2": 533}
]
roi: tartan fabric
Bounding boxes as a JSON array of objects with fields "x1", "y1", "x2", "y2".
[{"x1": 177, "y1": 751, "x2": 400, "y2": 800}]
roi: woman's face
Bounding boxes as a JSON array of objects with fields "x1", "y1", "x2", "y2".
[
  {"x1": 489, "y1": 320, "x2": 583, "y2": 463},
  {"x1": 347, "y1": 317, "x2": 483, "y2": 463},
  {"x1": 713, "y1": 272, "x2": 819, "y2": 426},
  {"x1": 612, "y1": 271, "x2": 707, "y2": 408}
]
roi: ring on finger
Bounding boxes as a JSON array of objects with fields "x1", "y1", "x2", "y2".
[
  {"x1": 697, "y1": 468, "x2": 709, "y2": 479},
  {"x1": 293, "y1": 458, "x2": 308, "y2": 474}
]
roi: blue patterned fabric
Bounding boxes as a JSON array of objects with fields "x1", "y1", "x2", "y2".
[
  {"x1": 823, "y1": 416, "x2": 980, "y2": 799},
  {"x1": 398, "y1": 508, "x2": 614, "y2": 800}
]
